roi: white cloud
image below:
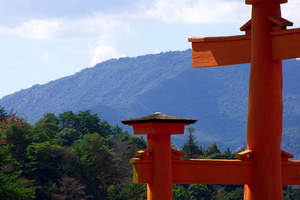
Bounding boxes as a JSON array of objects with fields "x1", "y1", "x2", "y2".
[
  {"x1": 131, "y1": 0, "x2": 250, "y2": 25},
  {"x1": 0, "y1": 14, "x2": 133, "y2": 66},
  {"x1": 129, "y1": 0, "x2": 300, "y2": 28},
  {"x1": 282, "y1": 2, "x2": 300, "y2": 27},
  {"x1": 88, "y1": 43, "x2": 125, "y2": 66},
  {"x1": 1, "y1": 0, "x2": 300, "y2": 71},
  {"x1": 0, "y1": 14, "x2": 133, "y2": 40},
  {"x1": 14, "y1": 19, "x2": 60, "y2": 39},
  {"x1": 2, "y1": 0, "x2": 299, "y2": 41}
]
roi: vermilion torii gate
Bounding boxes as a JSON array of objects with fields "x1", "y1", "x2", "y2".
[
  {"x1": 189, "y1": 0, "x2": 300, "y2": 199},
  {"x1": 122, "y1": 0, "x2": 300, "y2": 199}
]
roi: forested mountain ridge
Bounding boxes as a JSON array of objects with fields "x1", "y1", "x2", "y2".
[{"x1": 0, "y1": 49, "x2": 300, "y2": 155}]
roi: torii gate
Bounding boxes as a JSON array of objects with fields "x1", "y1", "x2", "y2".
[
  {"x1": 122, "y1": 0, "x2": 300, "y2": 200},
  {"x1": 189, "y1": 0, "x2": 300, "y2": 199}
]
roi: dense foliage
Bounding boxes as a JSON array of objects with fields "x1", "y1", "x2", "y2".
[
  {"x1": 0, "y1": 107, "x2": 146, "y2": 200},
  {"x1": 1, "y1": 106, "x2": 299, "y2": 199}
]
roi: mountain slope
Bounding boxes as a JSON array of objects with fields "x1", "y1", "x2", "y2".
[{"x1": 1, "y1": 50, "x2": 300, "y2": 155}]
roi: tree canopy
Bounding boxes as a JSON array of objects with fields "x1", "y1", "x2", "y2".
[
  {"x1": 0, "y1": 108, "x2": 146, "y2": 199},
  {"x1": 0, "y1": 107, "x2": 297, "y2": 199}
]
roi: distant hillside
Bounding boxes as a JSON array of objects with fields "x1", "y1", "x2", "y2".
[{"x1": 1, "y1": 50, "x2": 300, "y2": 156}]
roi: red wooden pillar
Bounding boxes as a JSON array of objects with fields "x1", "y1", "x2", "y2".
[
  {"x1": 147, "y1": 133, "x2": 172, "y2": 199},
  {"x1": 122, "y1": 112, "x2": 196, "y2": 200},
  {"x1": 245, "y1": 0, "x2": 286, "y2": 199}
]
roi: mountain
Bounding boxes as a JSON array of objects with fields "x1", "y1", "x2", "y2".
[{"x1": 1, "y1": 49, "x2": 300, "y2": 156}]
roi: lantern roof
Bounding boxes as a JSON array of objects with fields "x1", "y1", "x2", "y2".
[{"x1": 121, "y1": 112, "x2": 197, "y2": 125}]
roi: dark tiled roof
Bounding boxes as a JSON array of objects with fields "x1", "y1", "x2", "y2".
[{"x1": 121, "y1": 112, "x2": 197, "y2": 124}]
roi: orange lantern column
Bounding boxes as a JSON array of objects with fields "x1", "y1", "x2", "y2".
[
  {"x1": 122, "y1": 112, "x2": 197, "y2": 200},
  {"x1": 245, "y1": 0, "x2": 286, "y2": 199}
]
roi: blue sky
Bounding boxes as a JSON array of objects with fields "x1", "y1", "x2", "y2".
[{"x1": 0, "y1": 0, "x2": 299, "y2": 98}]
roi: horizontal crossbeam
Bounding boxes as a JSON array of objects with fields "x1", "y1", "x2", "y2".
[
  {"x1": 188, "y1": 35, "x2": 251, "y2": 67},
  {"x1": 131, "y1": 158, "x2": 300, "y2": 185},
  {"x1": 189, "y1": 28, "x2": 300, "y2": 67},
  {"x1": 271, "y1": 28, "x2": 300, "y2": 60},
  {"x1": 282, "y1": 160, "x2": 300, "y2": 185},
  {"x1": 172, "y1": 159, "x2": 253, "y2": 184}
]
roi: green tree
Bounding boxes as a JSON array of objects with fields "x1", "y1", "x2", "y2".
[
  {"x1": 0, "y1": 106, "x2": 7, "y2": 121},
  {"x1": 3, "y1": 118, "x2": 37, "y2": 163},
  {"x1": 37, "y1": 113, "x2": 59, "y2": 125},
  {"x1": 71, "y1": 133, "x2": 121, "y2": 199},
  {"x1": 182, "y1": 127, "x2": 202, "y2": 158},
  {"x1": 283, "y1": 186, "x2": 300, "y2": 200},
  {"x1": 0, "y1": 145, "x2": 35, "y2": 200},
  {"x1": 25, "y1": 142, "x2": 65, "y2": 182},
  {"x1": 34, "y1": 113, "x2": 60, "y2": 144},
  {"x1": 107, "y1": 181, "x2": 146, "y2": 200},
  {"x1": 0, "y1": 171, "x2": 36, "y2": 200},
  {"x1": 224, "y1": 187, "x2": 244, "y2": 200},
  {"x1": 52, "y1": 176, "x2": 90, "y2": 200},
  {"x1": 223, "y1": 148, "x2": 234, "y2": 159},
  {"x1": 58, "y1": 110, "x2": 102, "y2": 135},
  {"x1": 113, "y1": 130, "x2": 146, "y2": 150},
  {"x1": 188, "y1": 184, "x2": 212, "y2": 200},
  {"x1": 58, "y1": 128, "x2": 82, "y2": 146},
  {"x1": 173, "y1": 185, "x2": 189, "y2": 200},
  {"x1": 58, "y1": 111, "x2": 77, "y2": 129},
  {"x1": 99, "y1": 120, "x2": 113, "y2": 137},
  {"x1": 206, "y1": 142, "x2": 222, "y2": 158},
  {"x1": 109, "y1": 132, "x2": 146, "y2": 182},
  {"x1": 25, "y1": 142, "x2": 70, "y2": 199},
  {"x1": 76, "y1": 110, "x2": 101, "y2": 135}
]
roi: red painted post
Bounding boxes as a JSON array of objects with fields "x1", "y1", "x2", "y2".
[
  {"x1": 245, "y1": 0, "x2": 286, "y2": 199},
  {"x1": 122, "y1": 112, "x2": 197, "y2": 200},
  {"x1": 147, "y1": 133, "x2": 172, "y2": 199}
]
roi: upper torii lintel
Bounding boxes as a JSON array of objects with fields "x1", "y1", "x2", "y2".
[
  {"x1": 189, "y1": 0, "x2": 300, "y2": 68},
  {"x1": 189, "y1": 27, "x2": 300, "y2": 68},
  {"x1": 188, "y1": 35, "x2": 251, "y2": 67}
]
